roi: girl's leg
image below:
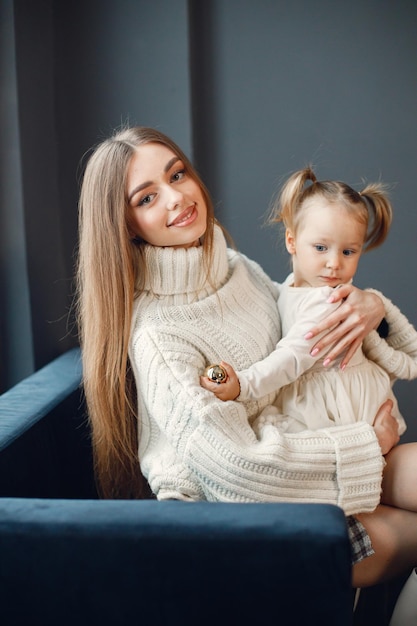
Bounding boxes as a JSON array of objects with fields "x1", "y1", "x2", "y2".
[
  {"x1": 354, "y1": 504, "x2": 417, "y2": 588},
  {"x1": 381, "y1": 442, "x2": 417, "y2": 512}
]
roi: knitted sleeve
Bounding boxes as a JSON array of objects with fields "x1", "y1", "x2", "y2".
[
  {"x1": 134, "y1": 326, "x2": 384, "y2": 516},
  {"x1": 363, "y1": 289, "x2": 417, "y2": 381}
]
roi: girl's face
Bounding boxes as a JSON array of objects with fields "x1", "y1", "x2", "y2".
[
  {"x1": 286, "y1": 198, "x2": 366, "y2": 288},
  {"x1": 127, "y1": 142, "x2": 208, "y2": 248}
]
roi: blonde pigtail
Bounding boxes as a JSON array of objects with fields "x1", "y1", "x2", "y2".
[
  {"x1": 269, "y1": 166, "x2": 317, "y2": 231},
  {"x1": 360, "y1": 183, "x2": 393, "y2": 251}
]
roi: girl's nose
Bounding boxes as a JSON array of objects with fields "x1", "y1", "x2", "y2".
[{"x1": 326, "y1": 254, "x2": 341, "y2": 269}]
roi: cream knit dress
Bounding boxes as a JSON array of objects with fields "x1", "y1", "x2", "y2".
[
  {"x1": 238, "y1": 273, "x2": 417, "y2": 435},
  {"x1": 128, "y1": 226, "x2": 412, "y2": 515}
]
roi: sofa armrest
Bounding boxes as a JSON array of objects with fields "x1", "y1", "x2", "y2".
[
  {"x1": 0, "y1": 498, "x2": 352, "y2": 626},
  {"x1": 0, "y1": 348, "x2": 96, "y2": 498},
  {"x1": 0, "y1": 347, "x2": 82, "y2": 449}
]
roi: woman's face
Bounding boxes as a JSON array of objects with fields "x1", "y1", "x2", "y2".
[{"x1": 127, "y1": 142, "x2": 208, "y2": 248}]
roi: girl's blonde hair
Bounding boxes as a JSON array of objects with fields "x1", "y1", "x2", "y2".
[
  {"x1": 269, "y1": 166, "x2": 392, "y2": 251},
  {"x1": 77, "y1": 126, "x2": 217, "y2": 498}
]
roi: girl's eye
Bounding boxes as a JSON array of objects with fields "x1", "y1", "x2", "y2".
[
  {"x1": 314, "y1": 244, "x2": 326, "y2": 252},
  {"x1": 138, "y1": 193, "x2": 155, "y2": 207},
  {"x1": 171, "y1": 169, "x2": 185, "y2": 182},
  {"x1": 343, "y1": 249, "x2": 355, "y2": 256}
]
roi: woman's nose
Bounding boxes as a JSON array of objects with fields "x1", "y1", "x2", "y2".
[{"x1": 166, "y1": 188, "x2": 183, "y2": 211}]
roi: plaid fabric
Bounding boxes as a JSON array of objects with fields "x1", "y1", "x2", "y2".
[{"x1": 346, "y1": 515, "x2": 375, "y2": 564}]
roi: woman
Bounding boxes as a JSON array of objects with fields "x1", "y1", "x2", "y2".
[{"x1": 77, "y1": 126, "x2": 417, "y2": 588}]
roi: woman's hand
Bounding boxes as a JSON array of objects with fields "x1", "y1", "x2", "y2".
[
  {"x1": 305, "y1": 285, "x2": 384, "y2": 367},
  {"x1": 372, "y1": 400, "x2": 400, "y2": 455}
]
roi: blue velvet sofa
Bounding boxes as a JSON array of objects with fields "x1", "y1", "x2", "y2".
[{"x1": 0, "y1": 348, "x2": 370, "y2": 625}]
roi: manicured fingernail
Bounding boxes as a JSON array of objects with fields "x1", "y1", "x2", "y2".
[
  {"x1": 304, "y1": 332, "x2": 313, "y2": 340},
  {"x1": 310, "y1": 348, "x2": 319, "y2": 356},
  {"x1": 323, "y1": 358, "x2": 331, "y2": 367}
]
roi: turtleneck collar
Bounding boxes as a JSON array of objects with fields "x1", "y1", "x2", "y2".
[{"x1": 140, "y1": 225, "x2": 230, "y2": 301}]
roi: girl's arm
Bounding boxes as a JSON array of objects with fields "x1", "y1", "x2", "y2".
[
  {"x1": 236, "y1": 288, "x2": 340, "y2": 400},
  {"x1": 201, "y1": 286, "x2": 340, "y2": 402},
  {"x1": 363, "y1": 290, "x2": 417, "y2": 380}
]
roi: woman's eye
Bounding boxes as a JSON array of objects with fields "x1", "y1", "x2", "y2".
[
  {"x1": 171, "y1": 169, "x2": 185, "y2": 182},
  {"x1": 138, "y1": 193, "x2": 155, "y2": 207}
]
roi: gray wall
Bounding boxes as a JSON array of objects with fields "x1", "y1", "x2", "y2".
[{"x1": 2, "y1": 0, "x2": 416, "y2": 441}]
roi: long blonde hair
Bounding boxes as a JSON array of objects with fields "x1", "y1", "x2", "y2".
[
  {"x1": 77, "y1": 126, "x2": 217, "y2": 498},
  {"x1": 269, "y1": 166, "x2": 392, "y2": 251}
]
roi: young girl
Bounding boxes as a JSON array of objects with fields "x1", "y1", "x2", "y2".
[
  {"x1": 77, "y1": 127, "x2": 417, "y2": 589},
  {"x1": 201, "y1": 167, "x2": 417, "y2": 440}
]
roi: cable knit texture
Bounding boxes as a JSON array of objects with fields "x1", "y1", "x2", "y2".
[
  {"x1": 363, "y1": 289, "x2": 417, "y2": 380},
  {"x1": 129, "y1": 227, "x2": 385, "y2": 515}
]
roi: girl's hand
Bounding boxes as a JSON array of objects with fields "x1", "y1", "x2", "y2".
[
  {"x1": 372, "y1": 399, "x2": 400, "y2": 455},
  {"x1": 305, "y1": 285, "x2": 384, "y2": 367},
  {"x1": 200, "y1": 361, "x2": 241, "y2": 401}
]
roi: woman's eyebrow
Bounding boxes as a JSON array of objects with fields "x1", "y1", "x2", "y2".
[
  {"x1": 128, "y1": 181, "x2": 151, "y2": 202},
  {"x1": 164, "y1": 156, "x2": 180, "y2": 172},
  {"x1": 128, "y1": 157, "x2": 181, "y2": 203}
]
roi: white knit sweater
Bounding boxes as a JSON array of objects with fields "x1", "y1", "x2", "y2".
[{"x1": 128, "y1": 226, "x2": 403, "y2": 515}]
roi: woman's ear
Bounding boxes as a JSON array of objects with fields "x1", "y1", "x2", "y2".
[{"x1": 285, "y1": 229, "x2": 296, "y2": 255}]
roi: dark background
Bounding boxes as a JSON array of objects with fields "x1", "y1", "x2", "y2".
[{"x1": 1, "y1": 0, "x2": 416, "y2": 441}]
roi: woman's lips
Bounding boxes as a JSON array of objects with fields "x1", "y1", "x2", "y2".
[{"x1": 168, "y1": 205, "x2": 197, "y2": 227}]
